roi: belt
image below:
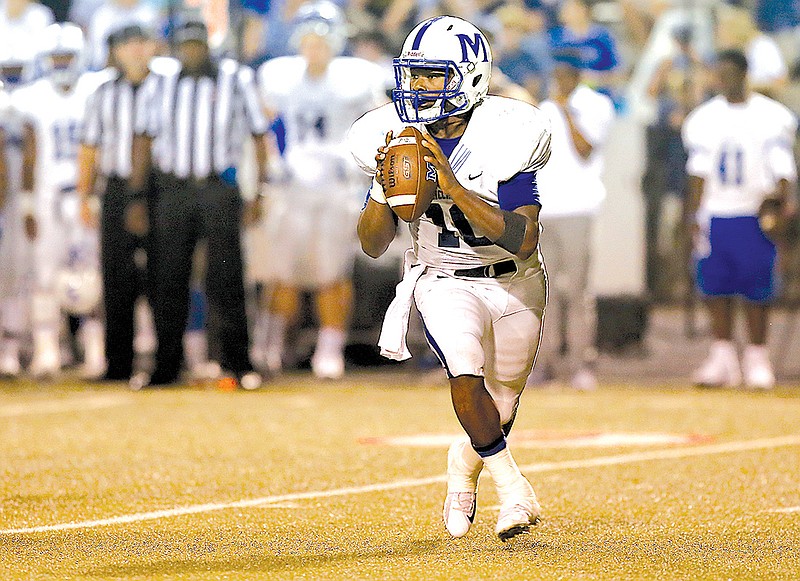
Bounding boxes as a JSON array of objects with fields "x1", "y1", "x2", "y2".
[{"x1": 453, "y1": 259, "x2": 517, "y2": 278}]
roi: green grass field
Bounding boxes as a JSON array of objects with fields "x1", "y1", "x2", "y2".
[{"x1": 2, "y1": 373, "x2": 800, "y2": 580}]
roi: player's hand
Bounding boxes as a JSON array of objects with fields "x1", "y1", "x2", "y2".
[
  {"x1": 80, "y1": 195, "x2": 100, "y2": 229},
  {"x1": 23, "y1": 213, "x2": 37, "y2": 241},
  {"x1": 374, "y1": 130, "x2": 393, "y2": 190},
  {"x1": 243, "y1": 198, "x2": 262, "y2": 227},
  {"x1": 124, "y1": 200, "x2": 149, "y2": 237},
  {"x1": 420, "y1": 132, "x2": 462, "y2": 196}
]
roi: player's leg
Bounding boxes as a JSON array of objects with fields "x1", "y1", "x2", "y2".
[
  {"x1": 739, "y1": 218, "x2": 778, "y2": 389},
  {"x1": 311, "y1": 279, "x2": 353, "y2": 379},
  {"x1": 415, "y1": 274, "x2": 492, "y2": 537},
  {"x1": 482, "y1": 270, "x2": 546, "y2": 540},
  {"x1": 260, "y1": 283, "x2": 300, "y2": 374},
  {"x1": 309, "y1": 197, "x2": 358, "y2": 379},
  {"x1": 693, "y1": 217, "x2": 741, "y2": 387},
  {"x1": 29, "y1": 204, "x2": 62, "y2": 378}
]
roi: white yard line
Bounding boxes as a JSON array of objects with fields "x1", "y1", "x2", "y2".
[
  {"x1": 2, "y1": 434, "x2": 800, "y2": 535},
  {"x1": 0, "y1": 394, "x2": 132, "y2": 418},
  {"x1": 766, "y1": 506, "x2": 800, "y2": 514}
]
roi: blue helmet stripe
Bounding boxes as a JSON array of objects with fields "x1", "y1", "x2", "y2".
[{"x1": 411, "y1": 16, "x2": 444, "y2": 50}]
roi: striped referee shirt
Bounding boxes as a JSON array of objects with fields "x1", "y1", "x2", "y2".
[
  {"x1": 136, "y1": 57, "x2": 268, "y2": 180},
  {"x1": 82, "y1": 69, "x2": 145, "y2": 179}
]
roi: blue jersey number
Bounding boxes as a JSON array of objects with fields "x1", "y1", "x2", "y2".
[
  {"x1": 425, "y1": 203, "x2": 492, "y2": 248},
  {"x1": 718, "y1": 146, "x2": 744, "y2": 186},
  {"x1": 52, "y1": 120, "x2": 79, "y2": 162}
]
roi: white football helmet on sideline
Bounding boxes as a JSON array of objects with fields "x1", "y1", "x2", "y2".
[
  {"x1": 289, "y1": 0, "x2": 348, "y2": 55},
  {"x1": 38, "y1": 23, "x2": 85, "y2": 88},
  {"x1": 393, "y1": 16, "x2": 492, "y2": 123},
  {"x1": 0, "y1": 42, "x2": 35, "y2": 89},
  {"x1": 55, "y1": 228, "x2": 102, "y2": 316}
]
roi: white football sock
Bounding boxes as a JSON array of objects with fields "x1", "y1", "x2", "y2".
[
  {"x1": 482, "y1": 446, "x2": 533, "y2": 503},
  {"x1": 316, "y1": 326, "x2": 345, "y2": 358}
]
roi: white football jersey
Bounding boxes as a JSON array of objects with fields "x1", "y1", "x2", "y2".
[
  {"x1": 11, "y1": 73, "x2": 103, "y2": 199},
  {"x1": 348, "y1": 95, "x2": 552, "y2": 270},
  {"x1": 258, "y1": 56, "x2": 387, "y2": 194},
  {"x1": 0, "y1": 85, "x2": 26, "y2": 193},
  {"x1": 683, "y1": 93, "x2": 797, "y2": 218}
]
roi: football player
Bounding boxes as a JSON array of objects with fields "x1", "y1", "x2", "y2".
[
  {"x1": 0, "y1": 43, "x2": 35, "y2": 377},
  {"x1": 254, "y1": 1, "x2": 387, "y2": 379},
  {"x1": 350, "y1": 16, "x2": 551, "y2": 541},
  {"x1": 682, "y1": 49, "x2": 797, "y2": 390},
  {"x1": 11, "y1": 23, "x2": 107, "y2": 378}
]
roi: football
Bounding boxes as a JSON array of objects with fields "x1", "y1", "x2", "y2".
[{"x1": 381, "y1": 126, "x2": 438, "y2": 222}]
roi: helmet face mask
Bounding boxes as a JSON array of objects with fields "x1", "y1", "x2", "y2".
[
  {"x1": 39, "y1": 23, "x2": 85, "y2": 87},
  {"x1": 392, "y1": 16, "x2": 492, "y2": 124}
]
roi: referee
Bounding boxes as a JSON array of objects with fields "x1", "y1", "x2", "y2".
[
  {"x1": 78, "y1": 23, "x2": 157, "y2": 381},
  {"x1": 130, "y1": 18, "x2": 268, "y2": 389}
]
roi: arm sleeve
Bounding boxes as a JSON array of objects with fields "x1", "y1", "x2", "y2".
[
  {"x1": 498, "y1": 171, "x2": 540, "y2": 210},
  {"x1": 766, "y1": 112, "x2": 798, "y2": 181},
  {"x1": 682, "y1": 112, "x2": 713, "y2": 178},
  {"x1": 237, "y1": 65, "x2": 269, "y2": 136},
  {"x1": 134, "y1": 74, "x2": 160, "y2": 137},
  {"x1": 523, "y1": 125, "x2": 552, "y2": 172},
  {"x1": 81, "y1": 84, "x2": 103, "y2": 146},
  {"x1": 571, "y1": 92, "x2": 615, "y2": 147}
]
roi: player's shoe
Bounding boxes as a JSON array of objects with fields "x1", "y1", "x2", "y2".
[
  {"x1": 443, "y1": 492, "x2": 476, "y2": 538},
  {"x1": 742, "y1": 345, "x2": 775, "y2": 390},
  {"x1": 571, "y1": 367, "x2": 598, "y2": 391},
  {"x1": 29, "y1": 349, "x2": 61, "y2": 379},
  {"x1": 443, "y1": 438, "x2": 483, "y2": 538},
  {"x1": 311, "y1": 351, "x2": 345, "y2": 379},
  {"x1": 0, "y1": 342, "x2": 21, "y2": 377},
  {"x1": 495, "y1": 495, "x2": 541, "y2": 541},
  {"x1": 692, "y1": 341, "x2": 741, "y2": 388},
  {"x1": 238, "y1": 371, "x2": 264, "y2": 391}
]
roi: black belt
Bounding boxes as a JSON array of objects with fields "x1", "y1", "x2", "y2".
[{"x1": 454, "y1": 260, "x2": 517, "y2": 278}]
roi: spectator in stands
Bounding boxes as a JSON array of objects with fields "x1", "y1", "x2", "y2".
[
  {"x1": 533, "y1": 49, "x2": 615, "y2": 390},
  {"x1": 494, "y1": 3, "x2": 553, "y2": 102},
  {"x1": 549, "y1": 0, "x2": 621, "y2": 101},
  {"x1": 0, "y1": 0, "x2": 54, "y2": 51},
  {"x1": 716, "y1": 4, "x2": 787, "y2": 98},
  {"x1": 85, "y1": 0, "x2": 161, "y2": 70}
]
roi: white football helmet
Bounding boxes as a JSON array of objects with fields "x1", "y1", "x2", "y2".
[
  {"x1": 55, "y1": 225, "x2": 102, "y2": 316},
  {"x1": 0, "y1": 42, "x2": 34, "y2": 89},
  {"x1": 39, "y1": 23, "x2": 85, "y2": 87},
  {"x1": 393, "y1": 16, "x2": 492, "y2": 123},
  {"x1": 55, "y1": 267, "x2": 102, "y2": 316},
  {"x1": 289, "y1": 0, "x2": 348, "y2": 56}
]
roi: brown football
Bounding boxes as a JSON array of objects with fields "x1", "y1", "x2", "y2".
[{"x1": 381, "y1": 126, "x2": 438, "y2": 222}]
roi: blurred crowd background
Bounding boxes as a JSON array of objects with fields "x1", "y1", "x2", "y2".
[{"x1": 2, "y1": 0, "x2": 800, "y2": 383}]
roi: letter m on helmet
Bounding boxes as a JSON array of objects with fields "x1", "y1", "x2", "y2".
[{"x1": 456, "y1": 33, "x2": 489, "y2": 63}]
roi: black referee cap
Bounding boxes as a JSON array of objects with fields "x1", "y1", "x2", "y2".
[
  {"x1": 107, "y1": 23, "x2": 152, "y2": 48},
  {"x1": 173, "y1": 18, "x2": 208, "y2": 45}
]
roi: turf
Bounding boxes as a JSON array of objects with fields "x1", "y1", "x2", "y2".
[{"x1": 1, "y1": 374, "x2": 799, "y2": 580}]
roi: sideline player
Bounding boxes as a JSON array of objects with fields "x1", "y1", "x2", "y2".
[
  {"x1": 0, "y1": 44, "x2": 35, "y2": 376},
  {"x1": 350, "y1": 16, "x2": 551, "y2": 540},
  {"x1": 12, "y1": 23, "x2": 106, "y2": 378},
  {"x1": 682, "y1": 49, "x2": 797, "y2": 389},
  {"x1": 254, "y1": 1, "x2": 386, "y2": 379}
]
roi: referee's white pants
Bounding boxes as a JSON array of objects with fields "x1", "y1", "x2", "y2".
[{"x1": 413, "y1": 263, "x2": 546, "y2": 425}]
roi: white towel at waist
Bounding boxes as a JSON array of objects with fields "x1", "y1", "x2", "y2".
[{"x1": 378, "y1": 251, "x2": 426, "y2": 361}]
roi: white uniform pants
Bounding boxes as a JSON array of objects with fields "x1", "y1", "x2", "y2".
[{"x1": 414, "y1": 263, "x2": 546, "y2": 425}]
